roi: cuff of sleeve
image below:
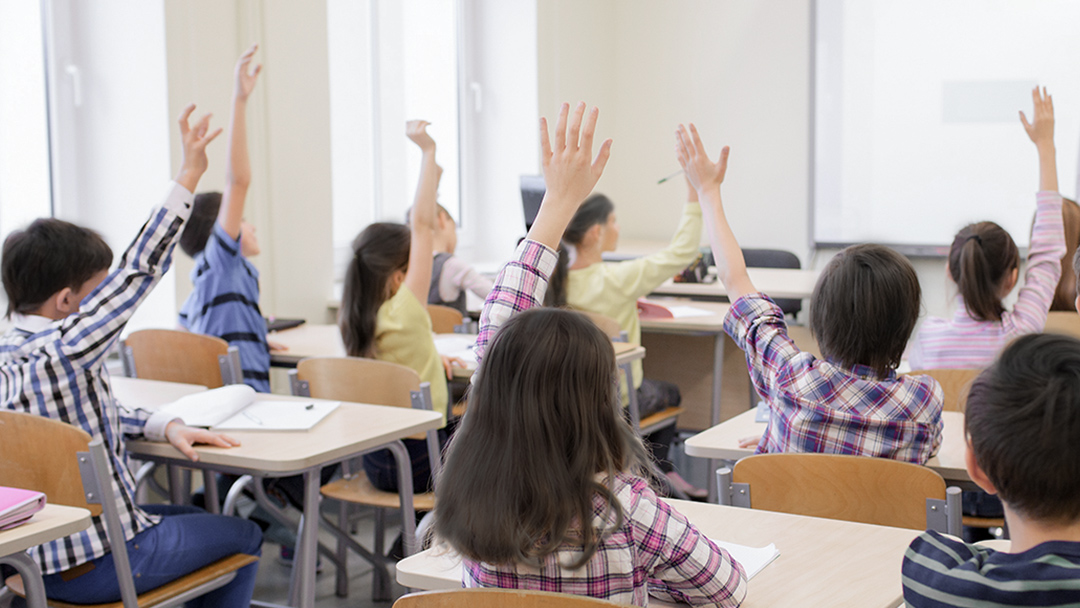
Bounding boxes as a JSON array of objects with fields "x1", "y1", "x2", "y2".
[
  {"x1": 723, "y1": 293, "x2": 782, "y2": 339},
  {"x1": 516, "y1": 240, "x2": 559, "y2": 281},
  {"x1": 144, "y1": 411, "x2": 182, "y2": 442},
  {"x1": 1036, "y1": 191, "x2": 1063, "y2": 205},
  {"x1": 162, "y1": 181, "x2": 196, "y2": 221},
  {"x1": 683, "y1": 202, "x2": 703, "y2": 216}
]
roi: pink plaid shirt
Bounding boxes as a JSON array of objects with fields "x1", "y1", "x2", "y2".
[
  {"x1": 469, "y1": 240, "x2": 747, "y2": 607},
  {"x1": 725, "y1": 295, "x2": 944, "y2": 464}
]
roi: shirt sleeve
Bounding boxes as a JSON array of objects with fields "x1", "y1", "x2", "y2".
[
  {"x1": 55, "y1": 181, "x2": 193, "y2": 370},
  {"x1": 475, "y1": 240, "x2": 559, "y2": 362},
  {"x1": 439, "y1": 254, "x2": 493, "y2": 301},
  {"x1": 604, "y1": 203, "x2": 703, "y2": 300},
  {"x1": 723, "y1": 293, "x2": 808, "y2": 410},
  {"x1": 629, "y1": 483, "x2": 747, "y2": 607},
  {"x1": 202, "y1": 221, "x2": 245, "y2": 269},
  {"x1": 1003, "y1": 191, "x2": 1066, "y2": 335}
]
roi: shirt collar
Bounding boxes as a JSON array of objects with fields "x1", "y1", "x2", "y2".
[{"x1": 11, "y1": 313, "x2": 58, "y2": 333}]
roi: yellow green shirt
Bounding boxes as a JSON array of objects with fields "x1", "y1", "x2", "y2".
[
  {"x1": 567, "y1": 203, "x2": 703, "y2": 398},
  {"x1": 375, "y1": 285, "x2": 448, "y2": 424}
]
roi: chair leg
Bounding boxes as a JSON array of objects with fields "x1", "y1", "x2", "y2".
[
  {"x1": 372, "y1": 508, "x2": 390, "y2": 601},
  {"x1": 335, "y1": 500, "x2": 349, "y2": 598}
]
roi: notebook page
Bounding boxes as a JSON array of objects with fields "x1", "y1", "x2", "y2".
[
  {"x1": 159, "y1": 385, "x2": 256, "y2": 428},
  {"x1": 212, "y1": 400, "x2": 340, "y2": 431},
  {"x1": 711, "y1": 539, "x2": 780, "y2": 580}
]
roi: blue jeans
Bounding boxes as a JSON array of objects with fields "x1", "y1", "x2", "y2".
[{"x1": 38, "y1": 505, "x2": 262, "y2": 607}]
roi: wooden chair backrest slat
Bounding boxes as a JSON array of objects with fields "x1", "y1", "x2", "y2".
[
  {"x1": 578, "y1": 311, "x2": 622, "y2": 340},
  {"x1": 906, "y1": 368, "x2": 981, "y2": 413},
  {"x1": 0, "y1": 411, "x2": 102, "y2": 516},
  {"x1": 427, "y1": 305, "x2": 464, "y2": 335},
  {"x1": 125, "y1": 329, "x2": 229, "y2": 388},
  {"x1": 296, "y1": 357, "x2": 420, "y2": 409},
  {"x1": 1044, "y1": 311, "x2": 1080, "y2": 340},
  {"x1": 732, "y1": 453, "x2": 946, "y2": 530},
  {"x1": 393, "y1": 589, "x2": 623, "y2": 608}
]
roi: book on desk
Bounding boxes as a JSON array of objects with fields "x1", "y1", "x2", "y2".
[{"x1": 158, "y1": 385, "x2": 339, "y2": 431}]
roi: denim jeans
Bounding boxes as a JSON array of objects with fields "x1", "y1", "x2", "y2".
[{"x1": 37, "y1": 504, "x2": 262, "y2": 607}]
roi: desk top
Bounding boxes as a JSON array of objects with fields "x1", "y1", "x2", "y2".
[
  {"x1": 111, "y1": 376, "x2": 207, "y2": 410},
  {"x1": 650, "y1": 268, "x2": 819, "y2": 301},
  {"x1": 0, "y1": 505, "x2": 92, "y2": 557},
  {"x1": 639, "y1": 299, "x2": 731, "y2": 333},
  {"x1": 397, "y1": 499, "x2": 919, "y2": 608},
  {"x1": 126, "y1": 393, "x2": 442, "y2": 474},
  {"x1": 685, "y1": 409, "x2": 968, "y2": 483}
]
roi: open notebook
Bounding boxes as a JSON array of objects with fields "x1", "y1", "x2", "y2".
[
  {"x1": 711, "y1": 539, "x2": 780, "y2": 580},
  {"x1": 158, "y1": 385, "x2": 339, "y2": 431}
]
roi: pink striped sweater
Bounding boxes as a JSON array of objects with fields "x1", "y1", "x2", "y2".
[{"x1": 908, "y1": 191, "x2": 1066, "y2": 370}]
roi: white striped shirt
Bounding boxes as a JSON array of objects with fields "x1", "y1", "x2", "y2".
[
  {"x1": 0, "y1": 182, "x2": 191, "y2": 574},
  {"x1": 909, "y1": 191, "x2": 1066, "y2": 370}
]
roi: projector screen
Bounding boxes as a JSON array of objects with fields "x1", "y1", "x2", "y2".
[{"x1": 814, "y1": 0, "x2": 1080, "y2": 253}]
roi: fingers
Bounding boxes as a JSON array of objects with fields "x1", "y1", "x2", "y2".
[
  {"x1": 191, "y1": 112, "x2": 212, "y2": 139},
  {"x1": 580, "y1": 106, "x2": 599, "y2": 153},
  {"x1": 553, "y1": 102, "x2": 569, "y2": 152},
  {"x1": 177, "y1": 104, "x2": 196, "y2": 136},
  {"x1": 688, "y1": 123, "x2": 707, "y2": 155},
  {"x1": 442, "y1": 358, "x2": 453, "y2": 379},
  {"x1": 251, "y1": 64, "x2": 262, "y2": 79},
  {"x1": 567, "y1": 102, "x2": 586, "y2": 151},
  {"x1": 539, "y1": 117, "x2": 552, "y2": 161},
  {"x1": 201, "y1": 127, "x2": 224, "y2": 146},
  {"x1": 718, "y1": 145, "x2": 730, "y2": 174},
  {"x1": 1019, "y1": 110, "x2": 1031, "y2": 132},
  {"x1": 174, "y1": 436, "x2": 199, "y2": 461},
  {"x1": 216, "y1": 432, "x2": 241, "y2": 447},
  {"x1": 592, "y1": 138, "x2": 613, "y2": 176}
]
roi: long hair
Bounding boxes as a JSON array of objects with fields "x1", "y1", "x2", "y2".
[
  {"x1": 434, "y1": 308, "x2": 649, "y2": 568},
  {"x1": 948, "y1": 222, "x2": 1019, "y2": 322},
  {"x1": 545, "y1": 194, "x2": 615, "y2": 307},
  {"x1": 339, "y1": 223, "x2": 410, "y2": 357}
]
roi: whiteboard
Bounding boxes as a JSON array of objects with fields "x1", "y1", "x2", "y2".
[{"x1": 813, "y1": 0, "x2": 1080, "y2": 252}]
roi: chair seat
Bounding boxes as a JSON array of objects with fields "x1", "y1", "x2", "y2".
[
  {"x1": 4, "y1": 553, "x2": 258, "y2": 608},
  {"x1": 639, "y1": 406, "x2": 684, "y2": 435},
  {"x1": 322, "y1": 472, "x2": 436, "y2": 511},
  {"x1": 963, "y1": 515, "x2": 1006, "y2": 529}
]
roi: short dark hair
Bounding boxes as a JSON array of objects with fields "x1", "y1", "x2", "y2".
[
  {"x1": 179, "y1": 192, "x2": 222, "y2": 257},
  {"x1": 810, "y1": 244, "x2": 920, "y2": 377},
  {"x1": 2, "y1": 218, "x2": 113, "y2": 317},
  {"x1": 966, "y1": 333, "x2": 1080, "y2": 524},
  {"x1": 948, "y1": 221, "x2": 1018, "y2": 322}
]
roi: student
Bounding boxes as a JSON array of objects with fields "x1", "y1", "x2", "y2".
[
  {"x1": 901, "y1": 333, "x2": 1080, "y2": 606},
  {"x1": 0, "y1": 107, "x2": 262, "y2": 606},
  {"x1": 673, "y1": 123, "x2": 943, "y2": 464},
  {"x1": 544, "y1": 184, "x2": 704, "y2": 497},
  {"x1": 179, "y1": 45, "x2": 274, "y2": 392},
  {"x1": 436, "y1": 102, "x2": 747, "y2": 607},
  {"x1": 426, "y1": 203, "x2": 493, "y2": 315},
  {"x1": 340, "y1": 120, "x2": 460, "y2": 493},
  {"x1": 908, "y1": 87, "x2": 1065, "y2": 369}
]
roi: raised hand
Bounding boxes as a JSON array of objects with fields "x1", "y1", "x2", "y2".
[
  {"x1": 1020, "y1": 86, "x2": 1054, "y2": 148},
  {"x1": 234, "y1": 44, "x2": 262, "y2": 101},
  {"x1": 407, "y1": 120, "x2": 436, "y2": 153},
  {"x1": 675, "y1": 123, "x2": 729, "y2": 198},
  {"x1": 175, "y1": 104, "x2": 222, "y2": 193}
]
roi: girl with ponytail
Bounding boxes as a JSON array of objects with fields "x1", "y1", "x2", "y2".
[
  {"x1": 340, "y1": 120, "x2": 460, "y2": 494},
  {"x1": 909, "y1": 87, "x2": 1066, "y2": 369}
]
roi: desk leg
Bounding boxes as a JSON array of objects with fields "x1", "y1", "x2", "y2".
[
  {"x1": 386, "y1": 440, "x2": 417, "y2": 557},
  {"x1": 1, "y1": 553, "x2": 46, "y2": 608},
  {"x1": 290, "y1": 466, "x2": 322, "y2": 608},
  {"x1": 711, "y1": 334, "x2": 725, "y2": 427},
  {"x1": 202, "y1": 470, "x2": 220, "y2": 514}
]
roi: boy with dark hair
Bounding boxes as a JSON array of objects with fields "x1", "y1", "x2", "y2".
[
  {"x1": 674, "y1": 123, "x2": 943, "y2": 464},
  {"x1": 178, "y1": 44, "x2": 273, "y2": 392},
  {"x1": 0, "y1": 106, "x2": 263, "y2": 606},
  {"x1": 902, "y1": 332, "x2": 1080, "y2": 606}
]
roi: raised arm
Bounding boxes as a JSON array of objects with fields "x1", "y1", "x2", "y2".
[
  {"x1": 218, "y1": 44, "x2": 262, "y2": 240},
  {"x1": 475, "y1": 103, "x2": 612, "y2": 360},
  {"x1": 675, "y1": 124, "x2": 756, "y2": 301},
  {"x1": 403, "y1": 120, "x2": 440, "y2": 303},
  {"x1": 1020, "y1": 86, "x2": 1058, "y2": 193}
]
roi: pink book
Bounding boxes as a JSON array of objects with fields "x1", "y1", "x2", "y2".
[
  {"x1": 636, "y1": 299, "x2": 674, "y2": 320},
  {"x1": 0, "y1": 486, "x2": 47, "y2": 531}
]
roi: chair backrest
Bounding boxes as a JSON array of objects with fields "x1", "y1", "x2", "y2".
[
  {"x1": 0, "y1": 410, "x2": 101, "y2": 517},
  {"x1": 1044, "y1": 310, "x2": 1080, "y2": 340},
  {"x1": 742, "y1": 248, "x2": 803, "y2": 316},
  {"x1": 393, "y1": 589, "x2": 624, "y2": 608},
  {"x1": 906, "y1": 368, "x2": 980, "y2": 412},
  {"x1": 731, "y1": 453, "x2": 946, "y2": 530},
  {"x1": 427, "y1": 305, "x2": 464, "y2": 334},
  {"x1": 123, "y1": 329, "x2": 233, "y2": 388},
  {"x1": 578, "y1": 310, "x2": 623, "y2": 340},
  {"x1": 295, "y1": 357, "x2": 421, "y2": 408}
]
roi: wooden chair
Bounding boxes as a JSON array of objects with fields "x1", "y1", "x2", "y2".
[
  {"x1": 905, "y1": 368, "x2": 981, "y2": 413},
  {"x1": 1044, "y1": 311, "x2": 1080, "y2": 340},
  {"x1": 393, "y1": 589, "x2": 625, "y2": 608},
  {"x1": 426, "y1": 304, "x2": 465, "y2": 334},
  {"x1": 716, "y1": 453, "x2": 962, "y2": 535},
  {"x1": 289, "y1": 357, "x2": 441, "y2": 601},
  {"x1": 121, "y1": 329, "x2": 242, "y2": 388},
  {"x1": 0, "y1": 410, "x2": 257, "y2": 608}
]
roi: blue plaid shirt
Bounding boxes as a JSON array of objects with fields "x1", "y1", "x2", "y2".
[{"x1": 724, "y1": 294, "x2": 943, "y2": 464}]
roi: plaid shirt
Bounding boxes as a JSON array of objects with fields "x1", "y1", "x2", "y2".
[
  {"x1": 0, "y1": 182, "x2": 190, "y2": 574},
  {"x1": 470, "y1": 240, "x2": 746, "y2": 606},
  {"x1": 725, "y1": 294, "x2": 943, "y2": 464}
]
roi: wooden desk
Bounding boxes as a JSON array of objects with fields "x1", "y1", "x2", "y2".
[
  {"x1": 111, "y1": 376, "x2": 207, "y2": 410},
  {"x1": 396, "y1": 499, "x2": 920, "y2": 608},
  {"x1": 685, "y1": 409, "x2": 969, "y2": 484},
  {"x1": 650, "y1": 268, "x2": 819, "y2": 301},
  {"x1": 126, "y1": 394, "x2": 442, "y2": 608},
  {"x1": 0, "y1": 505, "x2": 92, "y2": 608}
]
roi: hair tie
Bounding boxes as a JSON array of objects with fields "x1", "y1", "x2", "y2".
[{"x1": 965, "y1": 234, "x2": 983, "y2": 246}]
